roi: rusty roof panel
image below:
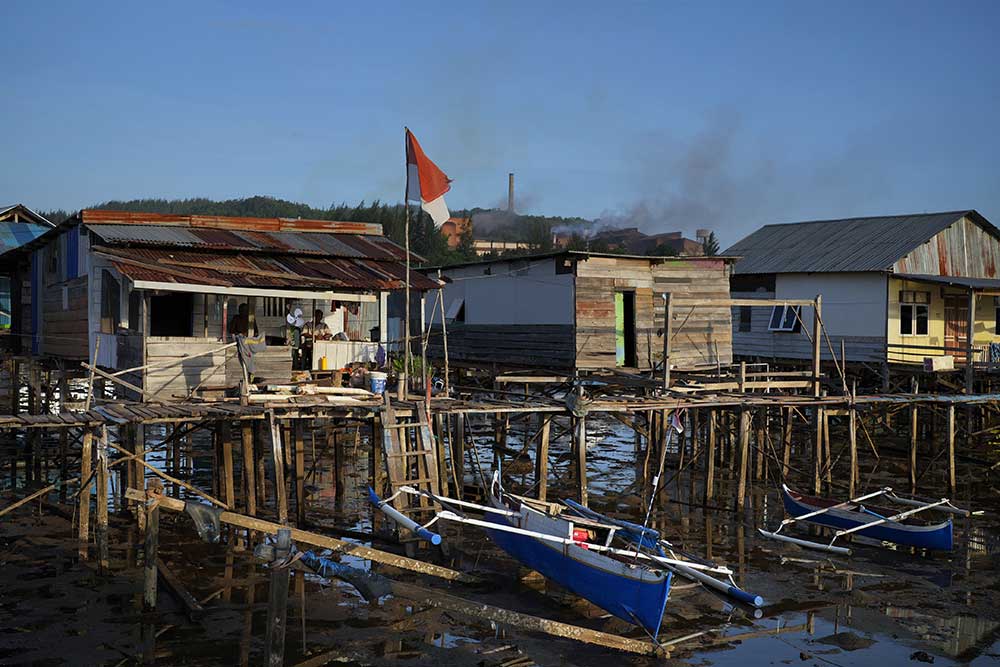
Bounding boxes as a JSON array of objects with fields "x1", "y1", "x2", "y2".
[
  {"x1": 81, "y1": 209, "x2": 382, "y2": 235},
  {"x1": 103, "y1": 246, "x2": 439, "y2": 291}
]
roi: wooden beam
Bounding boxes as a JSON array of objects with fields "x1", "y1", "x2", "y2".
[
  {"x1": 125, "y1": 487, "x2": 476, "y2": 583},
  {"x1": 130, "y1": 279, "x2": 378, "y2": 303}
]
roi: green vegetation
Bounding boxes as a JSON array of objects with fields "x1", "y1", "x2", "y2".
[{"x1": 702, "y1": 231, "x2": 720, "y2": 256}]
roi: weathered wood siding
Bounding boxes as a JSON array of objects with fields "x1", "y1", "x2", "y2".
[
  {"x1": 145, "y1": 338, "x2": 235, "y2": 400},
  {"x1": 144, "y1": 338, "x2": 294, "y2": 400},
  {"x1": 895, "y1": 216, "x2": 1000, "y2": 278},
  {"x1": 575, "y1": 256, "x2": 733, "y2": 371},
  {"x1": 427, "y1": 324, "x2": 575, "y2": 368},
  {"x1": 41, "y1": 276, "x2": 88, "y2": 359}
]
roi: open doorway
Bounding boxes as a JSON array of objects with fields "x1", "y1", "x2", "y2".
[
  {"x1": 150, "y1": 293, "x2": 194, "y2": 337},
  {"x1": 615, "y1": 291, "x2": 637, "y2": 367}
]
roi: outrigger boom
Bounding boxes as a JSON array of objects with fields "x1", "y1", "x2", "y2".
[
  {"x1": 368, "y1": 482, "x2": 764, "y2": 614},
  {"x1": 759, "y1": 484, "x2": 963, "y2": 553}
]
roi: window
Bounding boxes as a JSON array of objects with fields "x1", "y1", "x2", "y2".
[
  {"x1": 899, "y1": 291, "x2": 929, "y2": 336},
  {"x1": 767, "y1": 305, "x2": 801, "y2": 332},
  {"x1": 263, "y1": 297, "x2": 285, "y2": 318},
  {"x1": 738, "y1": 306, "x2": 752, "y2": 332},
  {"x1": 100, "y1": 270, "x2": 120, "y2": 334}
]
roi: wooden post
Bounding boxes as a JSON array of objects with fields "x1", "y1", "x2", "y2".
[
  {"x1": 58, "y1": 373, "x2": 69, "y2": 502},
  {"x1": 947, "y1": 404, "x2": 956, "y2": 495},
  {"x1": 78, "y1": 429, "x2": 93, "y2": 561},
  {"x1": 536, "y1": 415, "x2": 551, "y2": 502},
  {"x1": 738, "y1": 361, "x2": 746, "y2": 393},
  {"x1": 144, "y1": 495, "x2": 160, "y2": 610},
  {"x1": 781, "y1": 407, "x2": 792, "y2": 479},
  {"x1": 848, "y1": 406, "x2": 858, "y2": 497},
  {"x1": 754, "y1": 408, "x2": 765, "y2": 480},
  {"x1": 813, "y1": 408, "x2": 824, "y2": 494},
  {"x1": 812, "y1": 295, "x2": 823, "y2": 397},
  {"x1": 966, "y1": 290, "x2": 976, "y2": 394},
  {"x1": 909, "y1": 404, "x2": 918, "y2": 493},
  {"x1": 705, "y1": 410, "x2": 716, "y2": 501},
  {"x1": 577, "y1": 412, "x2": 588, "y2": 506},
  {"x1": 822, "y1": 410, "x2": 832, "y2": 487},
  {"x1": 453, "y1": 413, "x2": 465, "y2": 495},
  {"x1": 269, "y1": 414, "x2": 289, "y2": 524},
  {"x1": 241, "y1": 423, "x2": 257, "y2": 516},
  {"x1": 265, "y1": 528, "x2": 292, "y2": 667},
  {"x1": 293, "y1": 420, "x2": 306, "y2": 526},
  {"x1": 662, "y1": 293, "x2": 672, "y2": 390},
  {"x1": 96, "y1": 427, "x2": 110, "y2": 574},
  {"x1": 737, "y1": 409, "x2": 750, "y2": 510},
  {"x1": 133, "y1": 425, "x2": 147, "y2": 533}
]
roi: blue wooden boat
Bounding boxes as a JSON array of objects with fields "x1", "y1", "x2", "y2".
[
  {"x1": 782, "y1": 485, "x2": 953, "y2": 551},
  {"x1": 484, "y1": 478, "x2": 672, "y2": 637}
]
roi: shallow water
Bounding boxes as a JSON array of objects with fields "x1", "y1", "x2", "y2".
[{"x1": 1, "y1": 409, "x2": 999, "y2": 665}]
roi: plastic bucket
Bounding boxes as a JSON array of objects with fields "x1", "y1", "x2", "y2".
[{"x1": 369, "y1": 371, "x2": 388, "y2": 394}]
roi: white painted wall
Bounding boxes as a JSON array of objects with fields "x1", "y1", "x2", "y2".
[
  {"x1": 775, "y1": 272, "x2": 887, "y2": 339},
  {"x1": 427, "y1": 257, "x2": 575, "y2": 325}
]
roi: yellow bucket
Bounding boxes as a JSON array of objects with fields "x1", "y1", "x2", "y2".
[{"x1": 319, "y1": 356, "x2": 329, "y2": 370}]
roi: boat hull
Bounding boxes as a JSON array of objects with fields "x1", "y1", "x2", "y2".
[
  {"x1": 484, "y1": 497, "x2": 670, "y2": 635},
  {"x1": 782, "y1": 487, "x2": 953, "y2": 551}
]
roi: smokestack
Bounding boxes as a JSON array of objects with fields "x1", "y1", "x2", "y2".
[{"x1": 508, "y1": 172, "x2": 515, "y2": 213}]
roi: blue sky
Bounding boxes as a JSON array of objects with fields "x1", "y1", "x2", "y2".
[{"x1": 2, "y1": 1, "x2": 998, "y2": 244}]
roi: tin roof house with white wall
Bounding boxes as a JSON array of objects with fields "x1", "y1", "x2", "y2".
[{"x1": 724, "y1": 210, "x2": 1000, "y2": 368}]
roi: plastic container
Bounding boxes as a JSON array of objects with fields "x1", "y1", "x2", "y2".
[
  {"x1": 369, "y1": 371, "x2": 388, "y2": 394},
  {"x1": 319, "y1": 355, "x2": 329, "y2": 370}
]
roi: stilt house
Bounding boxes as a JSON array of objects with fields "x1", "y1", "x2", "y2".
[
  {"x1": 0, "y1": 210, "x2": 438, "y2": 400},
  {"x1": 724, "y1": 210, "x2": 1000, "y2": 368},
  {"x1": 421, "y1": 250, "x2": 736, "y2": 372}
]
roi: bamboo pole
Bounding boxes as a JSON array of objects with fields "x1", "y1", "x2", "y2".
[
  {"x1": 909, "y1": 405, "x2": 918, "y2": 493},
  {"x1": 813, "y1": 408, "x2": 824, "y2": 494},
  {"x1": 705, "y1": 410, "x2": 716, "y2": 501},
  {"x1": 848, "y1": 405, "x2": 858, "y2": 498},
  {"x1": 812, "y1": 295, "x2": 822, "y2": 397}
]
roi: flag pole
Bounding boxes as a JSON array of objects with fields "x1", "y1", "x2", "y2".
[{"x1": 403, "y1": 128, "x2": 411, "y2": 396}]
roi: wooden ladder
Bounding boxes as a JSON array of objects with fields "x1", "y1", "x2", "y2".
[{"x1": 380, "y1": 394, "x2": 441, "y2": 549}]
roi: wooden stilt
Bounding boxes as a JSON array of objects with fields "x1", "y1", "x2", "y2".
[
  {"x1": 577, "y1": 413, "x2": 587, "y2": 506},
  {"x1": 241, "y1": 423, "x2": 257, "y2": 516},
  {"x1": 848, "y1": 406, "x2": 858, "y2": 498},
  {"x1": 96, "y1": 427, "x2": 110, "y2": 574},
  {"x1": 269, "y1": 414, "x2": 289, "y2": 524},
  {"x1": 947, "y1": 404, "x2": 956, "y2": 495},
  {"x1": 822, "y1": 410, "x2": 832, "y2": 487},
  {"x1": 737, "y1": 409, "x2": 750, "y2": 510},
  {"x1": 813, "y1": 408, "x2": 824, "y2": 494},
  {"x1": 144, "y1": 494, "x2": 159, "y2": 610},
  {"x1": 781, "y1": 407, "x2": 792, "y2": 480},
  {"x1": 58, "y1": 374, "x2": 69, "y2": 502},
  {"x1": 293, "y1": 420, "x2": 305, "y2": 526},
  {"x1": 536, "y1": 415, "x2": 551, "y2": 502},
  {"x1": 705, "y1": 410, "x2": 716, "y2": 501},
  {"x1": 909, "y1": 405, "x2": 918, "y2": 493},
  {"x1": 265, "y1": 528, "x2": 292, "y2": 667},
  {"x1": 78, "y1": 429, "x2": 93, "y2": 561}
]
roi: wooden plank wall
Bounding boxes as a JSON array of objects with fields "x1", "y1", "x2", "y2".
[
  {"x1": 226, "y1": 345, "x2": 294, "y2": 385},
  {"x1": 41, "y1": 276, "x2": 88, "y2": 359},
  {"x1": 144, "y1": 338, "x2": 235, "y2": 399},
  {"x1": 575, "y1": 256, "x2": 733, "y2": 371},
  {"x1": 426, "y1": 324, "x2": 575, "y2": 368}
]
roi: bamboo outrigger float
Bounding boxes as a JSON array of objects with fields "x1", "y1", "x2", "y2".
[
  {"x1": 369, "y1": 472, "x2": 763, "y2": 639},
  {"x1": 758, "y1": 484, "x2": 973, "y2": 554}
]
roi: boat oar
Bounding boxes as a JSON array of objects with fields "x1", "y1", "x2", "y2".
[{"x1": 367, "y1": 487, "x2": 442, "y2": 545}]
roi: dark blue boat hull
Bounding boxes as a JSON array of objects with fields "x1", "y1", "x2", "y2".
[
  {"x1": 484, "y1": 510, "x2": 671, "y2": 636},
  {"x1": 782, "y1": 488, "x2": 953, "y2": 551}
]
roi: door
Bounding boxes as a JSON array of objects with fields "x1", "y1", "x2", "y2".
[
  {"x1": 615, "y1": 291, "x2": 637, "y2": 367},
  {"x1": 943, "y1": 296, "x2": 969, "y2": 362}
]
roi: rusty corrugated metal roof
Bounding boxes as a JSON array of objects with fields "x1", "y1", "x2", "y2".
[
  {"x1": 724, "y1": 211, "x2": 996, "y2": 274},
  {"x1": 101, "y1": 246, "x2": 439, "y2": 291}
]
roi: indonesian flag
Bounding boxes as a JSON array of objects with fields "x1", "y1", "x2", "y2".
[{"x1": 405, "y1": 129, "x2": 452, "y2": 227}]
